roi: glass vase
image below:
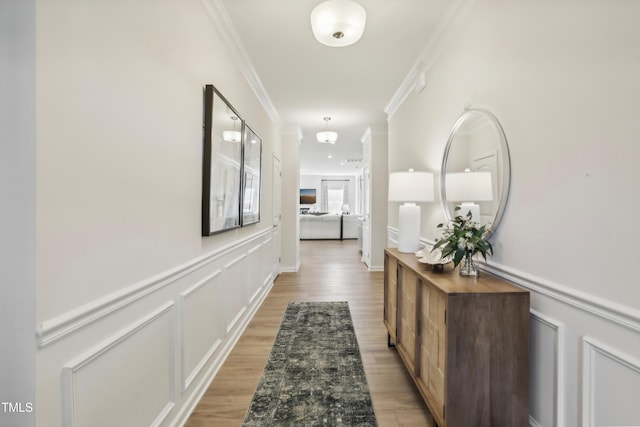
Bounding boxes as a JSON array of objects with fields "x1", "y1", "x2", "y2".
[{"x1": 460, "y1": 252, "x2": 478, "y2": 277}]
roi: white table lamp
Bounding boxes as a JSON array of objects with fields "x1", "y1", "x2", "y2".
[
  {"x1": 388, "y1": 170, "x2": 434, "y2": 253},
  {"x1": 445, "y1": 170, "x2": 493, "y2": 224}
]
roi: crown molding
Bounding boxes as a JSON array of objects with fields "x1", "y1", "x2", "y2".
[
  {"x1": 360, "y1": 125, "x2": 387, "y2": 144},
  {"x1": 201, "y1": 0, "x2": 282, "y2": 128},
  {"x1": 368, "y1": 124, "x2": 388, "y2": 135},
  {"x1": 281, "y1": 126, "x2": 303, "y2": 143},
  {"x1": 360, "y1": 127, "x2": 372, "y2": 143},
  {"x1": 384, "y1": 0, "x2": 477, "y2": 120}
]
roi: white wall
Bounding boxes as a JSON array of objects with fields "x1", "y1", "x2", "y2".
[
  {"x1": 33, "y1": 0, "x2": 281, "y2": 425},
  {"x1": 280, "y1": 131, "x2": 300, "y2": 271},
  {"x1": 387, "y1": 1, "x2": 640, "y2": 425},
  {"x1": 0, "y1": 1, "x2": 36, "y2": 426},
  {"x1": 368, "y1": 129, "x2": 388, "y2": 270}
]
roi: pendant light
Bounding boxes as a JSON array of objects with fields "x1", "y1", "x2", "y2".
[{"x1": 316, "y1": 117, "x2": 338, "y2": 144}]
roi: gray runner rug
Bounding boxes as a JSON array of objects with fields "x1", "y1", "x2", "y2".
[{"x1": 242, "y1": 301, "x2": 378, "y2": 426}]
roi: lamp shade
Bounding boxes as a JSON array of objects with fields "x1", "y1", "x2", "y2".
[
  {"x1": 310, "y1": 0, "x2": 366, "y2": 47},
  {"x1": 445, "y1": 171, "x2": 493, "y2": 201},
  {"x1": 388, "y1": 171, "x2": 434, "y2": 203}
]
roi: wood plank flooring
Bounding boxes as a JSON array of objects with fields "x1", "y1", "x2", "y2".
[{"x1": 185, "y1": 240, "x2": 433, "y2": 426}]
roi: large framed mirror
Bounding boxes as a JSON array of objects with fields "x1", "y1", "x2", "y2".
[
  {"x1": 440, "y1": 108, "x2": 511, "y2": 232},
  {"x1": 202, "y1": 84, "x2": 243, "y2": 236},
  {"x1": 241, "y1": 124, "x2": 262, "y2": 226}
]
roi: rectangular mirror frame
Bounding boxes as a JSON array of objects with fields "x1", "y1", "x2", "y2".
[
  {"x1": 241, "y1": 125, "x2": 262, "y2": 226},
  {"x1": 202, "y1": 84, "x2": 243, "y2": 236}
]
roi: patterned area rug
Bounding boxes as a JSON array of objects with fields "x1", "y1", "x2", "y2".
[{"x1": 243, "y1": 301, "x2": 378, "y2": 426}]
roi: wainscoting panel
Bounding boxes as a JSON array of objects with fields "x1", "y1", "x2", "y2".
[
  {"x1": 386, "y1": 227, "x2": 640, "y2": 426},
  {"x1": 262, "y1": 236, "x2": 274, "y2": 287},
  {"x1": 37, "y1": 228, "x2": 279, "y2": 427},
  {"x1": 223, "y1": 253, "x2": 248, "y2": 334},
  {"x1": 62, "y1": 303, "x2": 175, "y2": 427},
  {"x1": 582, "y1": 337, "x2": 640, "y2": 427},
  {"x1": 247, "y1": 242, "x2": 264, "y2": 303},
  {"x1": 270, "y1": 226, "x2": 281, "y2": 273},
  {"x1": 179, "y1": 269, "x2": 224, "y2": 391},
  {"x1": 529, "y1": 310, "x2": 564, "y2": 427}
]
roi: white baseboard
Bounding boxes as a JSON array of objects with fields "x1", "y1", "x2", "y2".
[{"x1": 170, "y1": 279, "x2": 274, "y2": 427}]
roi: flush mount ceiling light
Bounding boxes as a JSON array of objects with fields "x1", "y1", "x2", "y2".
[
  {"x1": 316, "y1": 117, "x2": 338, "y2": 144},
  {"x1": 223, "y1": 116, "x2": 241, "y2": 143},
  {"x1": 310, "y1": 0, "x2": 366, "y2": 47}
]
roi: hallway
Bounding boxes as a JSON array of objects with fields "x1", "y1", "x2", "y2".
[{"x1": 185, "y1": 239, "x2": 433, "y2": 426}]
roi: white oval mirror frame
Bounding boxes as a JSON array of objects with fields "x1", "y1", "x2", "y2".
[{"x1": 439, "y1": 108, "x2": 511, "y2": 233}]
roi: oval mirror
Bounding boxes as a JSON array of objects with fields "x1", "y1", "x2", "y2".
[{"x1": 440, "y1": 108, "x2": 511, "y2": 232}]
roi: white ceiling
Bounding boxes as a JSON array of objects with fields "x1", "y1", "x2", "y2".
[{"x1": 218, "y1": 0, "x2": 456, "y2": 175}]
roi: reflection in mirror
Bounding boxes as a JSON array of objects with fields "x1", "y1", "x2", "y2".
[
  {"x1": 241, "y1": 125, "x2": 262, "y2": 226},
  {"x1": 440, "y1": 108, "x2": 510, "y2": 232},
  {"x1": 202, "y1": 85, "x2": 243, "y2": 235}
]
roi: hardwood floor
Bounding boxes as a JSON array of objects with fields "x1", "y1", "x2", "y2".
[{"x1": 185, "y1": 240, "x2": 433, "y2": 426}]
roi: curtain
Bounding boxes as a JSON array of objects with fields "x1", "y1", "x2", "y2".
[
  {"x1": 321, "y1": 179, "x2": 349, "y2": 213},
  {"x1": 342, "y1": 183, "x2": 349, "y2": 211},
  {"x1": 321, "y1": 181, "x2": 329, "y2": 212}
]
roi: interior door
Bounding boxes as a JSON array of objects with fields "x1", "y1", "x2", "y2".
[
  {"x1": 471, "y1": 151, "x2": 498, "y2": 227},
  {"x1": 272, "y1": 155, "x2": 282, "y2": 273},
  {"x1": 361, "y1": 165, "x2": 371, "y2": 266}
]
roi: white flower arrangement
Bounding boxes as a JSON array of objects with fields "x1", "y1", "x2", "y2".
[{"x1": 432, "y1": 207, "x2": 493, "y2": 268}]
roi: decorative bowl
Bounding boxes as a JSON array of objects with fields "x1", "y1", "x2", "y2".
[{"x1": 417, "y1": 247, "x2": 452, "y2": 265}]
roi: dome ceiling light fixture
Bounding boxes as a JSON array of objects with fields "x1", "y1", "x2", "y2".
[
  {"x1": 316, "y1": 116, "x2": 338, "y2": 144},
  {"x1": 310, "y1": 0, "x2": 366, "y2": 48}
]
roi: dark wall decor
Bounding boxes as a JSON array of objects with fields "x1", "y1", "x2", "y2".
[
  {"x1": 241, "y1": 125, "x2": 262, "y2": 226},
  {"x1": 299, "y1": 188, "x2": 317, "y2": 205},
  {"x1": 202, "y1": 84, "x2": 262, "y2": 236},
  {"x1": 202, "y1": 84, "x2": 243, "y2": 235}
]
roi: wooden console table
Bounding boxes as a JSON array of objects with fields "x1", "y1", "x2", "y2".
[{"x1": 384, "y1": 248, "x2": 529, "y2": 427}]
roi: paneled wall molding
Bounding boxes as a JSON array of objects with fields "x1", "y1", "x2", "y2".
[
  {"x1": 387, "y1": 226, "x2": 640, "y2": 334},
  {"x1": 37, "y1": 228, "x2": 273, "y2": 347},
  {"x1": 178, "y1": 269, "x2": 223, "y2": 392},
  {"x1": 530, "y1": 310, "x2": 565, "y2": 427},
  {"x1": 200, "y1": 0, "x2": 281, "y2": 127},
  {"x1": 223, "y1": 253, "x2": 247, "y2": 270},
  {"x1": 172, "y1": 277, "x2": 273, "y2": 427},
  {"x1": 484, "y1": 262, "x2": 640, "y2": 334},
  {"x1": 247, "y1": 243, "x2": 262, "y2": 255},
  {"x1": 581, "y1": 336, "x2": 640, "y2": 427},
  {"x1": 62, "y1": 302, "x2": 176, "y2": 427},
  {"x1": 181, "y1": 328, "x2": 220, "y2": 393}
]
